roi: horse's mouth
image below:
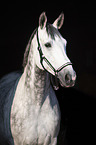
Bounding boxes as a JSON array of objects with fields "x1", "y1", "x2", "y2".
[
  {"x1": 51, "y1": 74, "x2": 76, "y2": 90},
  {"x1": 59, "y1": 78, "x2": 75, "y2": 88}
]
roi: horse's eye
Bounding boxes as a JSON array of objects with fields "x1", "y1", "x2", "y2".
[{"x1": 45, "y1": 42, "x2": 51, "y2": 48}]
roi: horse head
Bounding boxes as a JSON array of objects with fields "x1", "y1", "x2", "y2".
[{"x1": 34, "y1": 12, "x2": 76, "y2": 88}]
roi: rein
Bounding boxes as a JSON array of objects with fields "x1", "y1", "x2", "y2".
[{"x1": 37, "y1": 28, "x2": 72, "y2": 76}]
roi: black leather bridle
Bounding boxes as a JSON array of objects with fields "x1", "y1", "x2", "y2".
[{"x1": 37, "y1": 28, "x2": 72, "y2": 76}]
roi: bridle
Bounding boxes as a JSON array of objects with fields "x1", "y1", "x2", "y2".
[{"x1": 37, "y1": 28, "x2": 72, "y2": 76}]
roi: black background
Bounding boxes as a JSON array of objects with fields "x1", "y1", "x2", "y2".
[{"x1": 0, "y1": 2, "x2": 96, "y2": 145}]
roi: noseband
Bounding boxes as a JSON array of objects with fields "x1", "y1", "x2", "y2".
[{"x1": 37, "y1": 28, "x2": 72, "y2": 76}]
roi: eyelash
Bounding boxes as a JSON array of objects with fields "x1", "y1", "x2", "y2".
[{"x1": 44, "y1": 42, "x2": 51, "y2": 48}]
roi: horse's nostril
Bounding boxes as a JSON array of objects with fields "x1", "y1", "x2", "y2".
[{"x1": 65, "y1": 74, "x2": 70, "y2": 84}]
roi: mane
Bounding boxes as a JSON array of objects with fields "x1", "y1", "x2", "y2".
[
  {"x1": 23, "y1": 29, "x2": 37, "y2": 68},
  {"x1": 46, "y1": 23, "x2": 61, "y2": 40}
]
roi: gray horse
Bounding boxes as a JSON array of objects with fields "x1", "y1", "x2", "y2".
[{"x1": 0, "y1": 12, "x2": 76, "y2": 145}]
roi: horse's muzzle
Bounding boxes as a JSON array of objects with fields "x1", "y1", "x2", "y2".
[{"x1": 58, "y1": 66, "x2": 76, "y2": 88}]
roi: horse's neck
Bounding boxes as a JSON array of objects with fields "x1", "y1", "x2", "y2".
[{"x1": 24, "y1": 37, "x2": 51, "y2": 106}]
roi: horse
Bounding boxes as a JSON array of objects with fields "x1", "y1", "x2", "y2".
[{"x1": 0, "y1": 12, "x2": 76, "y2": 145}]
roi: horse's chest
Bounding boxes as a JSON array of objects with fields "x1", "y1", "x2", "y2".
[
  {"x1": 11, "y1": 81, "x2": 60, "y2": 144},
  {"x1": 24, "y1": 103, "x2": 60, "y2": 144},
  {"x1": 39, "y1": 103, "x2": 60, "y2": 133},
  {"x1": 11, "y1": 100, "x2": 60, "y2": 144}
]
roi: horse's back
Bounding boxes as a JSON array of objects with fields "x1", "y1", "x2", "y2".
[{"x1": 0, "y1": 71, "x2": 22, "y2": 145}]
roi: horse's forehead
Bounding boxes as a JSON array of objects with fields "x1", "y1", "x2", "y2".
[
  {"x1": 46, "y1": 24, "x2": 67, "y2": 44},
  {"x1": 53, "y1": 33, "x2": 67, "y2": 46},
  {"x1": 39, "y1": 24, "x2": 67, "y2": 45},
  {"x1": 46, "y1": 24, "x2": 61, "y2": 40}
]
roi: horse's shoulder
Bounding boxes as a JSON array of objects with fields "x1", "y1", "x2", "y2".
[{"x1": 0, "y1": 71, "x2": 22, "y2": 144}]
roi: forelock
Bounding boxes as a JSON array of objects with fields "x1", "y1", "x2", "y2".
[{"x1": 46, "y1": 24, "x2": 61, "y2": 40}]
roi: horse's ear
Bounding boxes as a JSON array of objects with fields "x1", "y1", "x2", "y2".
[
  {"x1": 39, "y1": 12, "x2": 47, "y2": 29},
  {"x1": 53, "y1": 12, "x2": 64, "y2": 29}
]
